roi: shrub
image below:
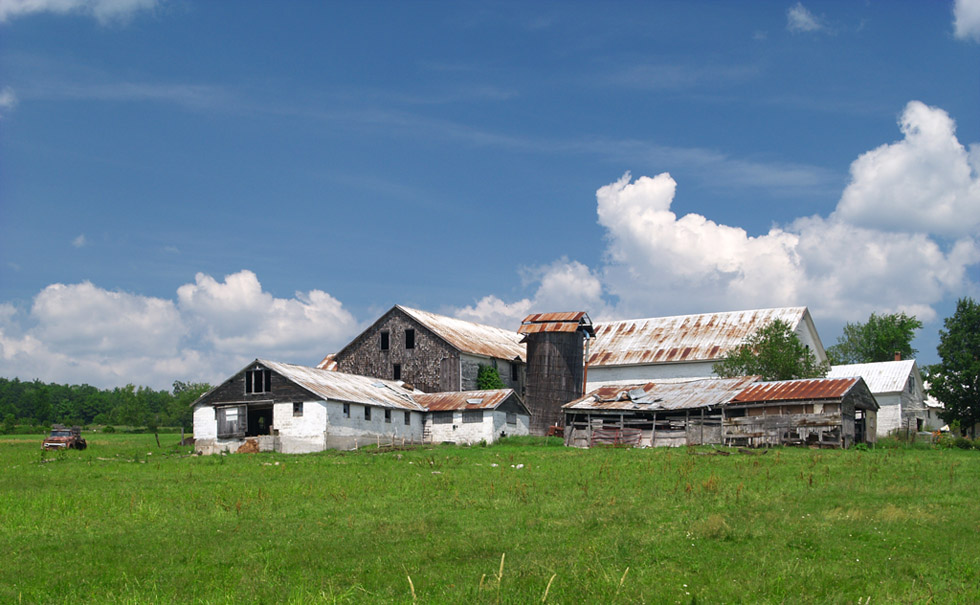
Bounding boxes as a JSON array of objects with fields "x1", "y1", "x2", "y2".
[{"x1": 102, "y1": 425, "x2": 116, "y2": 433}]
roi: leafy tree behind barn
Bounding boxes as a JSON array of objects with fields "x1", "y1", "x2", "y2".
[
  {"x1": 713, "y1": 319, "x2": 828, "y2": 381},
  {"x1": 826, "y1": 312, "x2": 923, "y2": 365},
  {"x1": 476, "y1": 365, "x2": 505, "y2": 390}
]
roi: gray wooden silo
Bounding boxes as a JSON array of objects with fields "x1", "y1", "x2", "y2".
[{"x1": 518, "y1": 312, "x2": 594, "y2": 435}]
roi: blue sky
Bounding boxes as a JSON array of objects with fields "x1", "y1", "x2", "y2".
[{"x1": 1, "y1": 0, "x2": 978, "y2": 389}]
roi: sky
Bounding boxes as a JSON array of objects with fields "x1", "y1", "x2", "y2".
[{"x1": 1, "y1": 0, "x2": 978, "y2": 390}]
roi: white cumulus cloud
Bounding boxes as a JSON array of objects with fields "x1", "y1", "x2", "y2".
[
  {"x1": 954, "y1": 0, "x2": 980, "y2": 42},
  {"x1": 833, "y1": 101, "x2": 980, "y2": 237},
  {"x1": 0, "y1": 0, "x2": 159, "y2": 24}
]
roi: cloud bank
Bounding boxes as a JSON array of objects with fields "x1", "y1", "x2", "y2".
[
  {"x1": 459, "y1": 101, "x2": 980, "y2": 329},
  {"x1": 0, "y1": 271, "x2": 361, "y2": 389},
  {"x1": 0, "y1": 0, "x2": 159, "y2": 24},
  {"x1": 2, "y1": 102, "x2": 977, "y2": 389}
]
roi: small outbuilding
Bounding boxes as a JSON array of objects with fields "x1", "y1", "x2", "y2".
[
  {"x1": 826, "y1": 359, "x2": 925, "y2": 437},
  {"x1": 414, "y1": 389, "x2": 530, "y2": 445},
  {"x1": 193, "y1": 359, "x2": 427, "y2": 454},
  {"x1": 724, "y1": 377, "x2": 879, "y2": 448}
]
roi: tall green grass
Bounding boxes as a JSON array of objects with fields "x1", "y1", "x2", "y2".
[{"x1": 1, "y1": 433, "x2": 978, "y2": 603}]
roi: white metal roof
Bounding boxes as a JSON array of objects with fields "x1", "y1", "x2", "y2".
[
  {"x1": 589, "y1": 307, "x2": 811, "y2": 367},
  {"x1": 259, "y1": 359, "x2": 427, "y2": 411},
  {"x1": 826, "y1": 360, "x2": 918, "y2": 394}
]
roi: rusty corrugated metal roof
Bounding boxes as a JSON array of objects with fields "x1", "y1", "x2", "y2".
[
  {"x1": 316, "y1": 353, "x2": 338, "y2": 371},
  {"x1": 259, "y1": 359, "x2": 426, "y2": 411},
  {"x1": 415, "y1": 389, "x2": 527, "y2": 413},
  {"x1": 826, "y1": 360, "x2": 918, "y2": 394},
  {"x1": 398, "y1": 306, "x2": 526, "y2": 361},
  {"x1": 518, "y1": 311, "x2": 595, "y2": 336},
  {"x1": 730, "y1": 377, "x2": 859, "y2": 403},
  {"x1": 564, "y1": 376, "x2": 759, "y2": 412},
  {"x1": 588, "y1": 307, "x2": 809, "y2": 367}
]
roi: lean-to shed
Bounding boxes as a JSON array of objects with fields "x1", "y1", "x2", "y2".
[{"x1": 725, "y1": 377, "x2": 878, "y2": 448}]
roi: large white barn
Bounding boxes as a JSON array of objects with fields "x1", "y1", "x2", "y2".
[{"x1": 192, "y1": 359, "x2": 527, "y2": 454}]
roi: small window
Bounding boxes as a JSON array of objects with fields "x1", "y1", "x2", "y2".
[
  {"x1": 405, "y1": 329, "x2": 415, "y2": 349},
  {"x1": 393, "y1": 364, "x2": 402, "y2": 380},
  {"x1": 245, "y1": 369, "x2": 272, "y2": 394},
  {"x1": 380, "y1": 331, "x2": 389, "y2": 350},
  {"x1": 343, "y1": 403, "x2": 350, "y2": 418},
  {"x1": 293, "y1": 402, "x2": 303, "y2": 417},
  {"x1": 511, "y1": 363, "x2": 519, "y2": 382},
  {"x1": 432, "y1": 411, "x2": 453, "y2": 424},
  {"x1": 364, "y1": 406, "x2": 372, "y2": 421},
  {"x1": 463, "y1": 410, "x2": 483, "y2": 423},
  {"x1": 404, "y1": 411, "x2": 411, "y2": 425},
  {"x1": 506, "y1": 411, "x2": 517, "y2": 425},
  {"x1": 384, "y1": 409, "x2": 392, "y2": 423}
]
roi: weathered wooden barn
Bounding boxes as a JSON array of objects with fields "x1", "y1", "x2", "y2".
[
  {"x1": 724, "y1": 377, "x2": 878, "y2": 448},
  {"x1": 563, "y1": 376, "x2": 878, "y2": 449},
  {"x1": 585, "y1": 307, "x2": 828, "y2": 385},
  {"x1": 826, "y1": 359, "x2": 925, "y2": 437},
  {"x1": 414, "y1": 389, "x2": 530, "y2": 445},
  {"x1": 563, "y1": 377, "x2": 758, "y2": 448},
  {"x1": 323, "y1": 305, "x2": 526, "y2": 394}
]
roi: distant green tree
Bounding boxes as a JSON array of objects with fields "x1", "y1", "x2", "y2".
[
  {"x1": 476, "y1": 365, "x2": 505, "y2": 390},
  {"x1": 714, "y1": 319, "x2": 828, "y2": 381},
  {"x1": 169, "y1": 381, "x2": 211, "y2": 430},
  {"x1": 826, "y1": 312, "x2": 923, "y2": 365},
  {"x1": 929, "y1": 298, "x2": 980, "y2": 438}
]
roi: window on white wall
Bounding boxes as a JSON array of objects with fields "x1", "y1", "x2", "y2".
[
  {"x1": 245, "y1": 369, "x2": 272, "y2": 394},
  {"x1": 463, "y1": 411, "x2": 482, "y2": 423},
  {"x1": 404, "y1": 412, "x2": 411, "y2": 425},
  {"x1": 432, "y1": 411, "x2": 453, "y2": 424},
  {"x1": 384, "y1": 409, "x2": 392, "y2": 423},
  {"x1": 343, "y1": 403, "x2": 350, "y2": 418},
  {"x1": 293, "y1": 402, "x2": 303, "y2": 417},
  {"x1": 364, "y1": 406, "x2": 372, "y2": 421},
  {"x1": 506, "y1": 412, "x2": 517, "y2": 425}
]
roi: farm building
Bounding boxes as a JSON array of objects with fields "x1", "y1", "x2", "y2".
[
  {"x1": 725, "y1": 377, "x2": 878, "y2": 448},
  {"x1": 414, "y1": 389, "x2": 530, "y2": 445},
  {"x1": 563, "y1": 376, "x2": 758, "y2": 448},
  {"x1": 563, "y1": 376, "x2": 878, "y2": 449},
  {"x1": 586, "y1": 307, "x2": 827, "y2": 385},
  {"x1": 826, "y1": 359, "x2": 926, "y2": 437},
  {"x1": 323, "y1": 305, "x2": 526, "y2": 394},
  {"x1": 193, "y1": 359, "x2": 527, "y2": 454},
  {"x1": 518, "y1": 311, "x2": 595, "y2": 434}
]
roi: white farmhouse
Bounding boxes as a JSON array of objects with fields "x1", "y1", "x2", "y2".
[
  {"x1": 826, "y1": 359, "x2": 926, "y2": 437},
  {"x1": 415, "y1": 389, "x2": 530, "y2": 445}
]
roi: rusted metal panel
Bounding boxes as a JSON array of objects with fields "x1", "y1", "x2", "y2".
[
  {"x1": 518, "y1": 311, "x2": 595, "y2": 337},
  {"x1": 588, "y1": 307, "x2": 808, "y2": 367},
  {"x1": 730, "y1": 378, "x2": 859, "y2": 403},
  {"x1": 415, "y1": 389, "x2": 523, "y2": 412},
  {"x1": 316, "y1": 353, "x2": 338, "y2": 371},
  {"x1": 564, "y1": 376, "x2": 759, "y2": 412},
  {"x1": 400, "y1": 306, "x2": 527, "y2": 361}
]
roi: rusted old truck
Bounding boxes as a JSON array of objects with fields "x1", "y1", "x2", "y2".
[{"x1": 42, "y1": 425, "x2": 87, "y2": 450}]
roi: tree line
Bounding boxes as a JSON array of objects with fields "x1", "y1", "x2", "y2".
[{"x1": 0, "y1": 378, "x2": 210, "y2": 432}]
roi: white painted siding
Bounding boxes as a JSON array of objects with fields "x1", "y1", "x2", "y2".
[
  {"x1": 587, "y1": 361, "x2": 717, "y2": 386},
  {"x1": 273, "y1": 401, "x2": 327, "y2": 454},
  {"x1": 428, "y1": 410, "x2": 530, "y2": 444},
  {"x1": 322, "y1": 401, "x2": 425, "y2": 450}
]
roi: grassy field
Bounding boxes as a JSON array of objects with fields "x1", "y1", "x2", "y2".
[{"x1": 1, "y1": 434, "x2": 978, "y2": 604}]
